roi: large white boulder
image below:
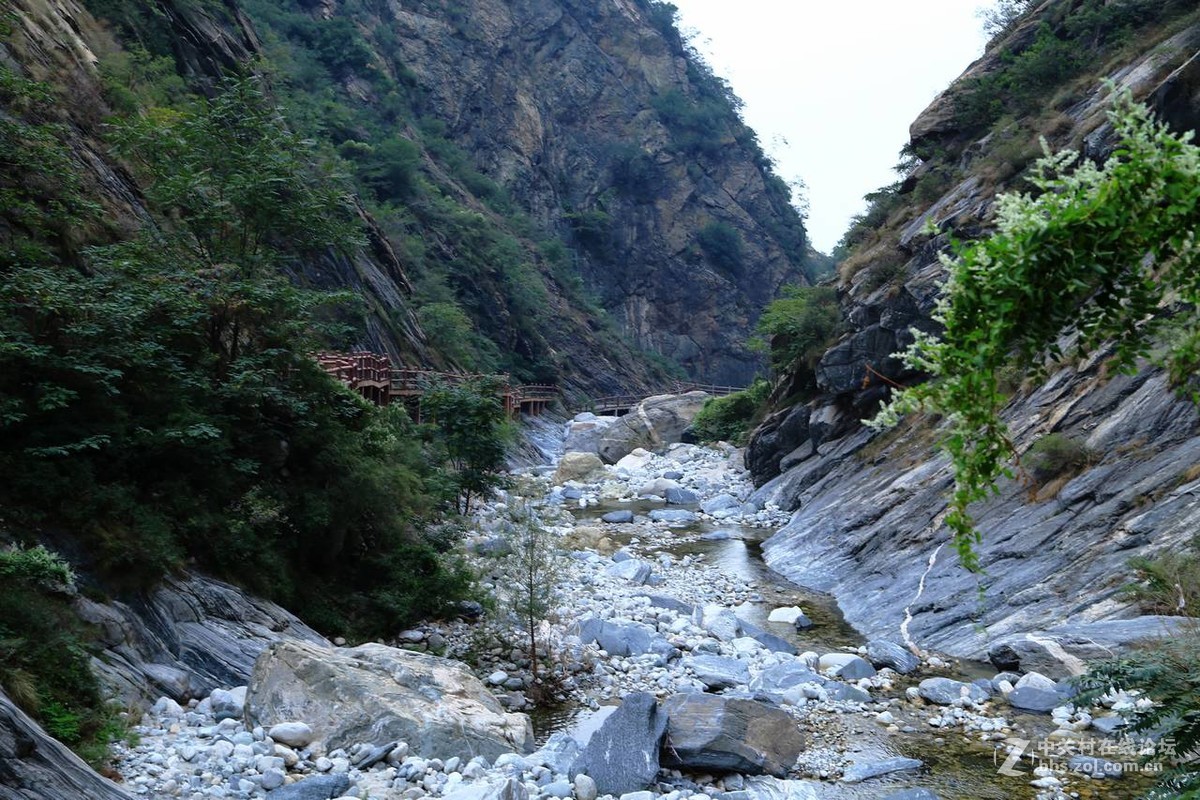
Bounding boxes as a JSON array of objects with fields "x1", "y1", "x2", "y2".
[
  {"x1": 246, "y1": 641, "x2": 533, "y2": 758},
  {"x1": 597, "y1": 393, "x2": 710, "y2": 464}
]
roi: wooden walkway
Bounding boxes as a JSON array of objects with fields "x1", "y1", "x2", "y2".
[
  {"x1": 314, "y1": 352, "x2": 557, "y2": 416},
  {"x1": 591, "y1": 381, "x2": 746, "y2": 416}
]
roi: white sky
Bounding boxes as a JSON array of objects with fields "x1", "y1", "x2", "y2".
[{"x1": 669, "y1": 0, "x2": 993, "y2": 253}]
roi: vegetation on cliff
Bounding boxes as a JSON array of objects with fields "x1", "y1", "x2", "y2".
[{"x1": 871, "y1": 93, "x2": 1200, "y2": 570}]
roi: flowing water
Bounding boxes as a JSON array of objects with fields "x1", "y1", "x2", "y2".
[{"x1": 535, "y1": 498, "x2": 1154, "y2": 800}]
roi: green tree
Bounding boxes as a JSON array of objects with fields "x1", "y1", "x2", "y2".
[
  {"x1": 497, "y1": 504, "x2": 566, "y2": 694},
  {"x1": 422, "y1": 378, "x2": 512, "y2": 513},
  {"x1": 755, "y1": 285, "x2": 843, "y2": 380}
]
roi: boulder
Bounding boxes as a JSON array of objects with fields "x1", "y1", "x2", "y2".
[
  {"x1": 916, "y1": 677, "x2": 988, "y2": 705},
  {"x1": 662, "y1": 694, "x2": 805, "y2": 776},
  {"x1": 0, "y1": 688, "x2": 135, "y2": 800},
  {"x1": 570, "y1": 693, "x2": 667, "y2": 796},
  {"x1": 1006, "y1": 686, "x2": 1061, "y2": 713},
  {"x1": 553, "y1": 452, "x2": 606, "y2": 485},
  {"x1": 210, "y1": 686, "x2": 247, "y2": 721},
  {"x1": 648, "y1": 508, "x2": 697, "y2": 525},
  {"x1": 685, "y1": 655, "x2": 751, "y2": 691},
  {"x1": 738, "y1": 620, "x2": 798, "y2": 656},
  {"x1": 700, "y1": 607, "x2": 743, "y2": 641},
  {"x1": 597, "y1": 393, "x2": 710, "y2": 463},
  {"x1": 614, "y1": 449, "x2": 655, "y2": 472},
  {"x1": 529, "y1": 732, "x2": 581, "y2": 774},
  {"x1": 866, "y1": 640, "x2": 920, "y2": 675},
  {"x1": 268, "y1": 721, "x2": 314, "y2": 748},
  {"x1": 749, "y1": 662, "x2": 826, "y2": 695},
  {"x1": 265, "y1": 775, "x2": 351, "y2": 800},
  {"x1": 665, "y1": 487, "x2": 700, "y2": 505},
  {"x1": 701, "y1": 494, "x2": 742, "y2": 515},
  {"x1": 576, "y1": 618, "x2": 675, "y2": 661},
  {"x1": 766, "y1": 607, "x2": 805, "y2": 625},
  {"x1": 605, "y1": 560, "x2": 653, "y2": 585},
  {"x1": 245, "y1": 641, "x2": 533, "y2": 758},
  {"x1": 444, "y1": 778, "x2": 529, "y2": 800},
  {"x1": 817, "y1": 654, "x2": 876, "y2": 680},
  {"x1": 601, "y1": 510, "x2": 634, "y2": 524},
  {"x1": 563, "y1": 414, "x2": 619, "y2": 455},
  {"x1": 841, "y1": 757, "x2": 923, "y2": 783}
]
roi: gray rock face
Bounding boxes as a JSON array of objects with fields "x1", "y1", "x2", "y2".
[
  {"x1": 570, "y1": 693, "x2": 667, "y2": 796},
  {"x1": 598, "y1": 394, "x2": 710, "y2": 463},
  {"x1": 1006, "y1": 686, "x2": 1061, "y2": 713},
  {"x1": 759, "y1": 366, "x2": 1200, "y2": 662},
  {"x1": 685, "y1": 655, "x2": 751, "y2": 690},
  {"x1": 661, "y1": 694, "x2": 804, "y2": 777},
  {"x1": 917, "y1": 678, "x2": 988, "y2": 706},
  {"x1": 264, "y1": 775, "x2": 351, "y2": 800},
  {"x1": 577, "y1": 619, "x2": 676, "y2": 661},
  {"x1": 665, "y1": 487, "x2": 700, "y2": 505},
  {"x1": 563, "y1": 415, "x2": 620, "y2": 455},
  {"x1": 605, "y1": 559, "x2": 653, "y2": 585},
  {"x1": 986, "y1": 617, "x2": 1192, "y2": 679},
  {"x1": 77, "y1": 572, "x2": 329, "y2": 709},
  {"x1": 246, "y1": 640, "x2": 533, "y2": 758},
  {"x1": 866, "y1": 641, "x2": 920, "y2": 675},
  {"x1": 0, "y1": 689, "x2": 134, "y2": 800},
  {"x1": 841, "y1": 757, "x2": 923, "y2": 783}
]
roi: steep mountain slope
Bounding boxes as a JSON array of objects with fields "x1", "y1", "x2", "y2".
[
  {"x1": 12, "y1": 0, "x2": 811, "y2": 394},
  {"x1": 361, "y1": 0, "x2": 812, "y2": 384},
  {"x1": 748, "y1": 0, "x2": 1200, "y2": 658}
]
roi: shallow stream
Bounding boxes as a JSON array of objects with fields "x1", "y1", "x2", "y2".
[{"x1": 537, "y1": 499, "x2": 1154, "y2": 800}]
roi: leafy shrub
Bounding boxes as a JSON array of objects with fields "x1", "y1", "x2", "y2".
[
  {"x1": 1075, "y1": 630, "x2": 1200, "y2": 796},
  {"x1": 756, "y1": 286, "x2": 843, "y2": 378},
  {"x1": 871, "y1": 94, "x2": 1200, "y2": 569},
  {"x1": 689, "y1": 380, "x2": 771, "y2": 445},
  {"x1": 1023, "y1": 433, "x2": 1095, "y2": 483},
  {"x1": 0, "y1": 546, "x2": 121, "y2": 766},
  {"x1": 697, "y1": 221, "x2": 744, "y2": 277},
  {"x1": 1125, "y1": 540, "x2": 1200, "y2": 617}
]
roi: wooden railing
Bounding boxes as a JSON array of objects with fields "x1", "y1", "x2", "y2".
[
  {"x1": 314, "y1": 352, "x2": 558, "y2": 416},
  {"x1": 590, "y1": 382, "x2": 748, "y2": 416}
]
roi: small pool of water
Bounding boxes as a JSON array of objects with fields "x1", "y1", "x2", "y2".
[{"x1": 568, "y1": 499, "x2": 862, "y2": 655}]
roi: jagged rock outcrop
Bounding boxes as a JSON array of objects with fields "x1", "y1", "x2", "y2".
[
  {"x1": 77, "y1": 573, "x2": 329, "y2": 708},
  {"x1": 0, "y1": 689, "x2": 133, "y2": 800},
  {"x1": 751, "y1": 6, "x2": 1200, "y2": 661}
]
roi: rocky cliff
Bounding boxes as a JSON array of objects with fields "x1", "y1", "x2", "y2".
[
  {"x1": 4, "y1": 0, "x2": 810, "y2": 395},
  {"x1": 749, "y1": 0, "x2": 1200, "y2": 661},
  {"x1": 364, "y1": 0, "x2": 811, "y2": 384}
]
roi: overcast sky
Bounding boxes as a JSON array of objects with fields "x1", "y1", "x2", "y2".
[{"x1": 669, "y1": 0, "x2": 993, "y2": 253}]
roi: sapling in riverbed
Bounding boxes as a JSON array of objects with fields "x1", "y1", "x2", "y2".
[{"x1": 497, "y1": 503, "x2": 567, "y2": 701}]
